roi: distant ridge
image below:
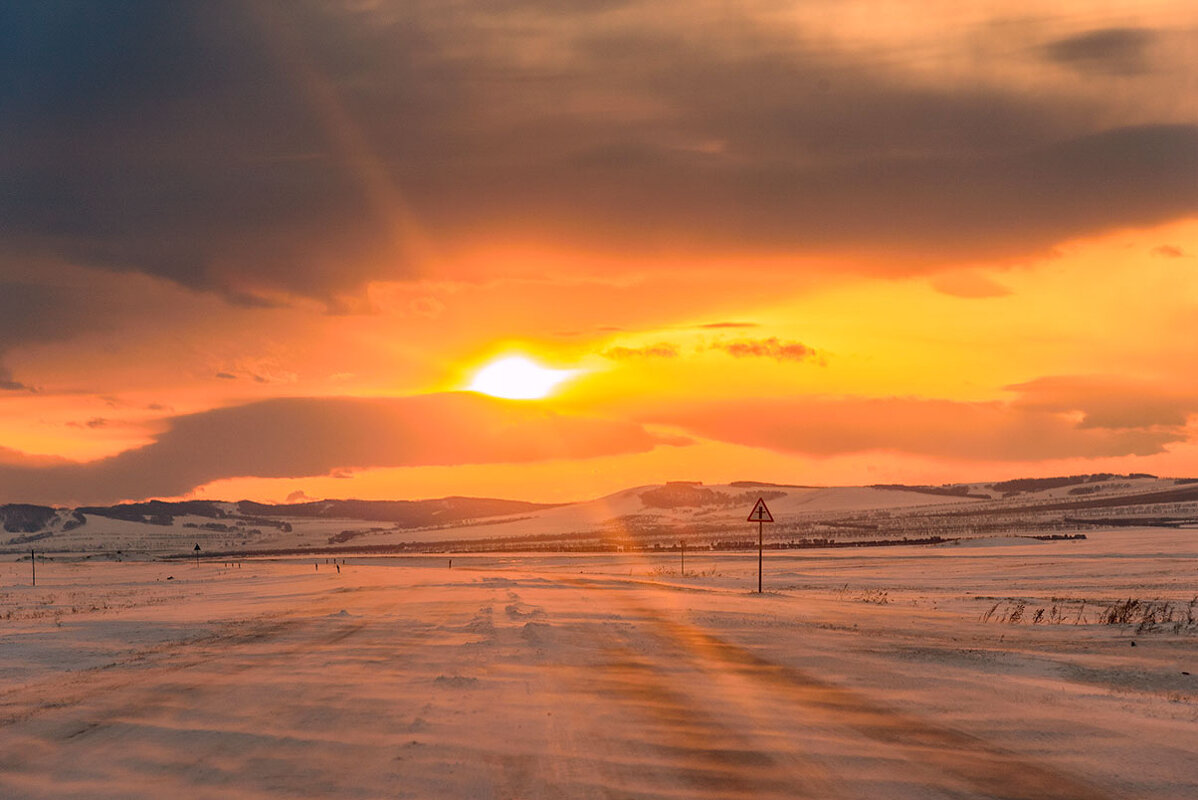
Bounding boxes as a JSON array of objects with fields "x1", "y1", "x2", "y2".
[
  {"x1": 236, "y1": 497, "x2": 561, "y2": 525},
  {"x1": 71, "y1": 496, "x2": 561, "y2": 529},
  {"x1": 5, "y1": 473, "x2": 1198, "y2": 557},
  {"x1": 871, "y1": 484, "x2": 991, "y2": 499},
  {"x1": 729, "y1": 481, "x2": 821, "y2": 489}
]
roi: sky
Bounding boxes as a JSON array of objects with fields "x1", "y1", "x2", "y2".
[{"x1": 1, "y1": 0, "x2": 1196, "y2": 506}]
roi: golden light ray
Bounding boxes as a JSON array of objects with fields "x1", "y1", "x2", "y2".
[{"x1": 250, "y1": 3, "x2": 438, "y2": 274}]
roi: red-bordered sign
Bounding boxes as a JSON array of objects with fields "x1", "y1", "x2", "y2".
[{"x1": 747, "y1": 497, "x2": 774, "y2": 523}]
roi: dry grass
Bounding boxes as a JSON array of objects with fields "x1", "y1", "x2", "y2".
[{"x1": 981, "y1": 596, "x2": 1198, "y2": 633}]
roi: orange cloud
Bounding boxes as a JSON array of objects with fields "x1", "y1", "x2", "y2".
[
  {"x1": 1008, "y1": 375, "x2": 1198, "y2": 430},
  {"x1": 929, "y1": 272, "x2": 1013, "y2": 299},
  {"x1": 644, "y1": 395, "x2": 1183, "y2": 461},
  {"x1": 713, "y1": 338, "x2": 818, "y2": 363},
  {"x1": 602, "y1": 343, "x2": 681, "y2": 360},
  {"x1": 0, "y1": 393, "x2": 685, "y2": 505}
]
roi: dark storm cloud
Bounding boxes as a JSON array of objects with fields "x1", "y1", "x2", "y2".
[
  {"x1": 0, "y1": 367, "x2": 32, "y2": 392},
  {"x1": 0, "y1": 392, "x2": 681, "y2": 505},
  {"x1": 1, "y1": 2, "x2": 1195, "y2": 305},
  {"x1": 0, "y1": 282, "x2": 95, "y2": 345},
  {"x1": 506, "y1": 125, "x2": 1197, "y2": 261},
  {"x1": 0, "y1": 1, "x2": 432, "y2": 302},
  {"x1": 0, "y1": 280, "x2": 117, "y2": 387},
  {"x1": 1043, "y1": 28, "x2": 1158, "y2": 75}
]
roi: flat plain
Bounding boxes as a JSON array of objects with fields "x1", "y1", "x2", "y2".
[{"x1": 1, "y1": 528, "x2": 1195, "y2": 799}]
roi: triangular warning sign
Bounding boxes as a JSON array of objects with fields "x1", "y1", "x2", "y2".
[{"x1": 747, "y1": 497, "x2": 774, "y2": 523}]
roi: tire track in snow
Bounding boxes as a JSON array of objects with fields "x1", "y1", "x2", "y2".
[
  {"x1": 580, "y1": 640, "x2": 841, "y2": 799},
  {"x1": 560, "y1": 575, "x2": 1114, "y2": 800},
  {"x1": 496, "y1": 576, "x2": 841, "y2": 799}
]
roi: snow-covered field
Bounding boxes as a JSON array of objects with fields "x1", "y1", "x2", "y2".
[
  {"x1": 1, "y1": 481, "x2": 1004, "y2": 557},
  {"x1": 1, "y1": 528, "x2": 1195, "y2": 799}
]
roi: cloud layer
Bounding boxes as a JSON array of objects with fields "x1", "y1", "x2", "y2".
[
  {"x1": 1, "y1": 3, "x2": 1195, "y2": 505},
  {"x1": 645, "y1": 390, "x2": 1190, "y2": 462},
  {"x1": 715, "y1": 338, "x2": 817, "y2": 362},
  {"x1": 0, "y1": 393, "x2": 679, "y2": 504},
  {"x1": 1, "y1": 2, "x2": 1194, "y2": 303},
  {"x1": 1044, "y1": 28, "x2": 1158, "y2": 75}
]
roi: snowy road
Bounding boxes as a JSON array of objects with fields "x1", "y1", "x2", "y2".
[{"x1": 1, "y1": 549, "x2": 1195, "y2": 798}]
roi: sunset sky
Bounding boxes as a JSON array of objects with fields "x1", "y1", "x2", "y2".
[{"x1": 1, "y1": 0, "x2": 1196, "y2": 505}]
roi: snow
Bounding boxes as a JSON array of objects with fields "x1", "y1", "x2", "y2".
[
  {"x1": 0, "y1": 528, "x2": 1194, "y2": 798},
  {"x1": 12, "y1": 482, "x2": 995, "y2": 556}
]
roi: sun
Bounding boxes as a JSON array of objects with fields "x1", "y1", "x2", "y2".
[{"x1": 466, "y1": 355, "x2": 578, "y2": 400}]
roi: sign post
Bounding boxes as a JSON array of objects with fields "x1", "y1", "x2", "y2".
[
  {"x1": 747, "y1": 497, "x2": 774, "y2": 593},
  {"x1": 193, "y1": 543, "x2": 201, "y2": 567},
  {"x1": 680, "y1": 540, "x2": 685, "y2": 575},
  {"x1": 31, "y1": 549, "x2": 35, "y2": 587}
]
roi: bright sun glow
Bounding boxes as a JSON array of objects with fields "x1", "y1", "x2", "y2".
[{"x1": 467, "y1": 356, "x2": 578, "y2": 399}]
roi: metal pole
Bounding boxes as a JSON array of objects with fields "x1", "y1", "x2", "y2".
[
  {"x1": 757, "y1": 519, "x2": 763, "y2": 593},
  {"x1": 681, "y1": 540, "x2": 685, "y2": 575},
  {"x1": 31, "y1": 549, "x2": 35, "y2": 587}
]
